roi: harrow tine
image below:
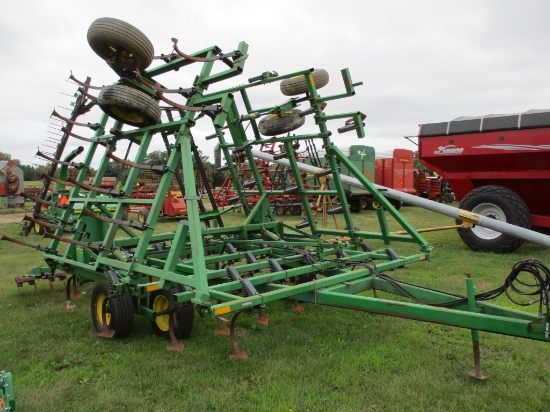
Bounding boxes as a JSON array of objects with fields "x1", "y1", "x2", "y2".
[
  {"x1": 51, "y1": 109, "x2": 101, "y2": 131},
  {"x1": 43, "y1": 232, "x2": 104, "y2": 253},
  {"x1": 81, "y1": 207, "x2": 148, "y2": 231},
  {"x1": 0, "y1": 234, "x2": 57, "y2": 254},
  {"x1": 60, "y1": 127, "x2": 107, "y2": 145},
  {"x1": 20, "y1": 192, "x2": 71, "y2": 210},
  {"x1": 68, "y1": 73, "x2": 103, "y2": 90},
  {"x1": 105, "y1": 149, "x2": 168, "y2": 174},
  {"x1": 66, "y1": 177, "x2": 125, "y2": 197},
  {"x1": 36, "y1": 149, "x2": 85, "y2": 169}
]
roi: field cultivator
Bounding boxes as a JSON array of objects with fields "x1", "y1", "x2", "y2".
[{"x1": 4, "y1": 17, "x2": 550, "y2": 376}]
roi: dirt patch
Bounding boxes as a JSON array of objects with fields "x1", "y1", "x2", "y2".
[{"x1": 0, "y1": 211, "x2": 28, "y2": 224}]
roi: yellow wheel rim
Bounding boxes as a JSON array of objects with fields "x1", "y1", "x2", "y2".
[
  {"x1": 153, "y1": 294, "x2": 170, "y2": 332},
  {"x1": 111, "y1": 106, "x2": 144, "y2": 124},
  {"x1": 95, "y1": 293, "x2": 111, "y2": 326},
  {"x1": 34, "y1": 223, "x2": 41, "y2": 233},
  {"x1": 107, "y1": 43, "x2": 135, "y2": 63},
  {"x1": 138, "y1": 211, "x2": 146, "y2": 223},
  {"x1": 266, "y1": 111, "x2": 292, "y2": 121}
]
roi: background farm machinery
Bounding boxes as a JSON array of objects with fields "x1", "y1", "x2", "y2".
[{"x1": 3, "y1": 17, "x2": 550, "y2": 376}]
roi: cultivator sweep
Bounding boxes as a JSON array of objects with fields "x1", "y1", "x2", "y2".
[{"x1": 5, "y1": 17, "x2": 550, "y2": 375}]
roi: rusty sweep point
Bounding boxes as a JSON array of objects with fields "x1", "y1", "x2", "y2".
[
  {"x1": 229, "y1": 311, "x2": 247, "y2": 359},
  {"x1": 214, "y1": 315, "x2": 230, "y2": 336},
  {"x1": 292, "y1": 300, "x2": 305, "y2": 314},
  {"x1": 166, "y1": 307, "x2": 185, "y2": 352},
  {"x1": 254, "y1": 309, "x2": 269, "y2": 326}
]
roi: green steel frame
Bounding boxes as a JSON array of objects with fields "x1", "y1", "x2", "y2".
[{"x1": 7, "y1": 25, "x2": 550, "y2": 369}]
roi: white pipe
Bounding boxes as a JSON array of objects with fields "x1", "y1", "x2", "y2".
[{"x1": 250, "y1": 149, "x2": 550, "y2": 248}]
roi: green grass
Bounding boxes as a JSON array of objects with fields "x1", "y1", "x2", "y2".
[{"x1": 1, "y1": 205, "x2": 550, "y2": 411}]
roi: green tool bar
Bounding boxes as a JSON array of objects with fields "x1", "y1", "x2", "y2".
[{"x1": 310, "y1": 290, "x2": 549, "y2": 342}]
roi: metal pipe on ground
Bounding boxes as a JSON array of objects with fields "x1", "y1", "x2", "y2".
[{"x1": 250, "y1": 149, "x2": 550, "y2": 248}]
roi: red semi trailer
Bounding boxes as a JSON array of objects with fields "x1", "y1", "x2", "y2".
[{"x1": 418, "y1": 109, "x2": 550, "y2": 253}]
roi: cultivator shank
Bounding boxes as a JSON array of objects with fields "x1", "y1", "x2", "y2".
[{"x1": 4, "y1": 17, "x2": 550, "y2": 375}]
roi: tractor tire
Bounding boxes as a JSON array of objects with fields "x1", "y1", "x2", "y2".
[
  {"x1": 137, "y1": 207, "x2": 150, "y2": 223},
  {"x1": 91, "y1": 283, "x2": 134, "y2": 338},
  {"x1": 98, "y1": 85, "x2": 161, "y2": 127},
  {"x1": 87, "y1": 17, "x2": 154, "y2": 71},
  {"x1": 258, "y1": 110, "x2": 305, "y2": 137},
  {"x1": 280, "y1": 69, "x2": 330, "y2": 96},
  {"x1": 149, "y1": 288, "x2": 194, "y2": 340},
  {"x1": 457, "y1": 185, "x2": 530, "y2": 253}
]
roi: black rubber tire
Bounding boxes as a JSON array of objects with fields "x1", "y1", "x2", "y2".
[
  {"x1": 290, "y1": 205, "x2": 302, "y2": 216},
  {"x1": 33, "y1": 221, "x2": 46, "y2": 235},
  {"x1": 349, "y1": 199, "x2": 362, "y2": 213},
  {"x1": 360, "y1": 197, "x2": 369, "y2": 210},
  {"x1": 457, "y1": 185, "x2": 530, "y2": 253},
  {"x1": 280, "y1": 69, "x2": 330, "y2": 96},
  {"x1": 275, "y1": 205, "x2": 286, "y2": 215},
  {"x1": 98, "y1": 85, "x2": 161, "y2": 127},
  {"x1": 91, "y1": 283, "x2": 134, "y2": 338},
  {"x1": 149, "y1": 289, "x2": 194, "y2": 339},
  {"x1": 390, "y1": 199, "x2": 402, "y2": 210},
  {"x1": 87, "y1": 17, "x2": 154, "y2": 71},
  {"x1": 137, "y1": 207, "x2": 150, "y2": 223},
  {"x1": 444, "y1": 193, "x2": 456, "y2": 203},
  {"x1": 258, "y1": 110, "x2": 305, "y2": 137}
]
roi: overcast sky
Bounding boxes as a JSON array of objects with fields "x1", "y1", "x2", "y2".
[{"x1": 2, "y1": 0, "x2": 550, "y2": 168}]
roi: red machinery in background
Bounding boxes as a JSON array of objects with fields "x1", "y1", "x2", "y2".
[{"x1": 418, "y1": 109, "x2": 550, "y2": 253}]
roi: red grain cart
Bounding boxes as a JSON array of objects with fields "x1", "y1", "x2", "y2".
[{"x1": 418, "y1": 109, "x2": 550, "y2": 253}]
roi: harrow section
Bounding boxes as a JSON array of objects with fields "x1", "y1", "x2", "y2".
[{"x1": 4, "y1": 18, "x2": 550, "y2": 373}]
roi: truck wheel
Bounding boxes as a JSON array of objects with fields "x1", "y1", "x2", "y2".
[
  {"x1": 390, "y1": 199, "x2": 402, "y2": 210},
  {"x1": 87, "y1": 17, "x2": 154, "y2": 71},
  {"x1": 91, "y1": 283, "x2": 134, "y2": 338},
  {"x1": 280, "y1": 69, "x2": 329, "y2": 96},
  {"x1": 349, "y1": 199, "x2": 362, "y2": 213},
  {"x1": 98, "y1": 85, "x2": 161, "y2": 127},
  {"x1": 360, "y1": 197, "x2": 369, "y2": 210},
  {"x1": 149, "y1": 289, "x2": 194, "y2": 339},
  {"x1": 457, "y1": 185, "x2": 530, "y2": 253},
  {"x1": 444, "y1": 193, "x2": 455, "y2": 203},
  {"x1": 258, "y1": 110, "x2": 305, "y2": 137}
]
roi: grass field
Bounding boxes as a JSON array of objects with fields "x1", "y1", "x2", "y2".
[{"x1": 1, "y1": 204, "x2": 550, "y2": 411}]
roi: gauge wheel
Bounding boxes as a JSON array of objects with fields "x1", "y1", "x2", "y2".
[
  {"x1": 280, "y1": 69, "x2": 329, "y2": 96},
  {"x1": 91, "y1": 283, "x2": 134, "y2": 338},
  {"x1": 98, "y1": 85, "x2": 161, "y2": 127},
  {"x1": 456, "y1": 185, "x2": 530, "y2": 253},
  {"x1": 33, "y1": 220, "x2": 49, "y2": 235},
  {"x1": 137, "y1": 207, "x2": 150, "y2": 223},
  {"x1": 258, "y1": 109, "x2": 305, "y2": 137},
  {"x1": 349, "y1": 199, "x2": 362, "y2": 213},
  {"x1": 87, "y1": 17, "x2": 154, "y2": 71},
  {"x1": 149, "y1": 288, "x2": 194, "y2": 339}
]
